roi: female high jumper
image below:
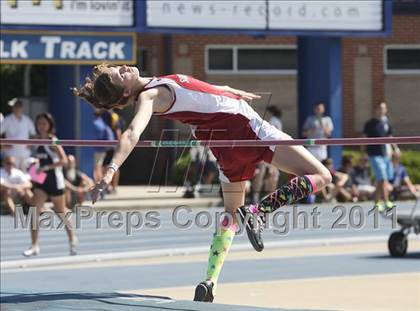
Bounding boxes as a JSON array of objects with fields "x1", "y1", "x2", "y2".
[{"x1": 73, "y1": 64, "x2": 332, "y2": 303}]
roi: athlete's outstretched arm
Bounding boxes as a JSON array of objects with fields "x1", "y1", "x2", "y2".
[
  {"x1": 110, "y1": 97, "x2": 154, "y2": 168},
  {"x1": 91, "y1": 92, "x2": 154, "y2": 203},
  {"x1": 214, "y1": 85, "x2": 261, "y2": 101}
]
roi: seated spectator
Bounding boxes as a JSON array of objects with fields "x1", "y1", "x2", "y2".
[
  {"x1": 64, "y1": 155, "x2": 94, "y2": 209},
  {"x1": 0, "y1": 156, "x2": 33, "y2": 215},
  {"x1": 320, "y1": 158, "x2": 338, "y2": 202},
  {"x1": 320, "y1": 158, "x2": 356, "y2": 203},
  {"x1": 351, "y1": 156, "x2": 376, "y2": 201},
  {"x1": 337, "y1": 156, "x2": 359, "y2": 202},
  {"x1": 251, "y1": 162, "x2": 280, "y2": 203},
  {"x1": 184, "y1": 146, "x2": 218, "y2": 198},
  {"x1": 389, "y1": 152, "x2": 420, "y2": 200}
]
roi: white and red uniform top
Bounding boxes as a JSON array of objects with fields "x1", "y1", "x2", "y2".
[{"x1": 142, "y1": 74, "x2": 284, "y2": 183}]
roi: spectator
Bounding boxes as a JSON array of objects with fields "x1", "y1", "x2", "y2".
[
  {"x1": 184, "y1": 146, "x2": 218, "y2": 198},
  {"x1": 0, "y1": 156, "x2": 33, "y2": 216},
  {"x1": 93, "y1": 109, "x2": 115, "y2": 183},
  {"x1": 363, "y1": 102, "x2": 396, "y2": 212},
  {"x1": 320, "y1": 158, "x2": 337, "y2": 202},
  {"x1": 302, "y1": 102, "x2": 334, "y2": 161},
  {"x1": 101, "y1": 109, "x2": 124, "y2": 139},
  {"x1": 320, "y1": 158, "x2": 351, "y2": 203},
  {"x1": 0, "y1": 98, "x2": 36, "y2": 170},
  {"x1": 101, "y1": 109, "x2": 124, "y2": 193},
  {"x1": 266, "y1": 105, "x2": 283, "y2": 131},
  {"x1": 199, "y1": 148, "x2": 218, "y2": 186},
  {"x1": 351, "y1": 156, "x2": 376, "y2": 201},
  {"x1": 251, "y1": 106, "x2": 283, "y2": 203},
  {"x1": 251, "y1": 163, "x2": 280, "y2": 203},
  {"x1": 23, "y1": 112, "x2": 77, "y2": 257},
  {"x1": 337, "y1": 156, "x2": 358, "y2": 202},
  {"x1": 64, "y1": 154, "x2": 94, "y2": 209},
  {"x1": 389, "y1": 152, "x2": 420, "y2": 200}
]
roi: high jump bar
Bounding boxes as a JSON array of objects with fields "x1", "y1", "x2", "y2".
[{"x1": 0, "y1": 136, "x2": 419, "y2": 148}]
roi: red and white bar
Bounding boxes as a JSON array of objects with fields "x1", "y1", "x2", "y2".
[{"x1": 0, "y1": 136, "x2": 419, "y2": 148}]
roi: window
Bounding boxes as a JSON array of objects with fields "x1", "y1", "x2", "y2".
[
  {"x1": 206, "y1": 45, "x2": 297, "y2": 74},
  {"x1": 393, "y1": 0, "x2": 420, "y2": 14},
  {"x1": 384, "y1": 46, "x2": 420, "y2": 74},
  {"x1": 238, "y1": 49, "x2": 296, "y2": 70},
  {"x1": 208, "y1": 49, "x2": 233, "y2": 70}
]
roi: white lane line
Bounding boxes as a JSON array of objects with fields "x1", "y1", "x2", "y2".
[{"x1": 1, "y1": 234, "x2": 397, "y2": 270}]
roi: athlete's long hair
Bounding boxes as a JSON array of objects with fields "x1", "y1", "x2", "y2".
[{"x1": 72, "y1": 63, "x2": 129, "y2": 110}]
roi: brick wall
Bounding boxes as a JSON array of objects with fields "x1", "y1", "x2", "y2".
[
  {"x1": 138, "y1": 15, "x2": 420, "y2": 138},
  {"x1": 342, "y1": 15, "x2": 420, "y2": 136}
]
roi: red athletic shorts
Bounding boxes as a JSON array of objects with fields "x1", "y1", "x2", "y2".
[{"x1": 193, "y1": 114, "x2": 288, "y2": 183}]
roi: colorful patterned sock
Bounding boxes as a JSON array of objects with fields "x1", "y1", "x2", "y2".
[
  {"x1": 205, "y1": 220, "x2": 236, "y2": 291},
  {"x1": 257, "y1": 175, "x2": 316, "y2": 213}
]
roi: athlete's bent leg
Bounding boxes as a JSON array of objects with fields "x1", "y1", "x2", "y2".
[
  {"x1": 258, "y1": 131, "x2": 331, "y2": 212},
  {"x1": 242, "y1": 132, "x2": 332, "y2": 251},
  {"x1": 194, "y1": 181, "x2": 245, "y2": 303}
]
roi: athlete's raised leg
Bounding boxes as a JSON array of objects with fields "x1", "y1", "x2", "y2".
[
  {"x1": 262, "y1": 142, "x2": 332, "y2": 211},
  {"x1": 194, "y1": 181, "x2": 246, "y2": 303},
  {"x1": 241, "y1": 132, "x2": 332, "y2": 251}
]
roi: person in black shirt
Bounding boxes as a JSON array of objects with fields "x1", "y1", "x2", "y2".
[{"x1": 363, "y1": 102, "x2": 395, "y2": 212}]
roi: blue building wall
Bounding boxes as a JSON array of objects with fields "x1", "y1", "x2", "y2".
[
  {"x1": 298, "y1": 37, "x2": 343, "y2": 168},
  {"x1": 79, "y1": 65, "x2": 96, "y2": 178},
  {"x1": 48, "y1": 65, "x2": 95, "y2": 177},
  {"x1": 48, "y1": 65, "x2": 76, "y2": 157}
]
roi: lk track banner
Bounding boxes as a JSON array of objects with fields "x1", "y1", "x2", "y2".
[{"x1": 0, "y1": 31, "x2": 137, "y2": 64}]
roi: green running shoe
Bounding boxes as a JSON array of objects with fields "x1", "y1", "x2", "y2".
[
  {"x1": 385, "y1": 200, "x2": 395, "y2": 210},
  {"x1": 374, "y1": 201, "x2": 385, "y2": 213}
]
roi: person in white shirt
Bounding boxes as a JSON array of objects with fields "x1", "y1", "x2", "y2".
[
  {"x1": 302, "y1": 102, "x2": 334, "y2": 161},
  {"x1": 266, "y1": 105, "x2": 283, "y2": 131},
  {"x1": 0, "y1": 98, "x2": 36, "y2": 170},
  {"x1": 0, "y1": 156, "x2": 33, "y2": 216}
]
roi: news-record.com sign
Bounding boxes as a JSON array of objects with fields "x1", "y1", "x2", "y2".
[
  {"x1": 146, "y1": 0, "x2": 384, "y2": 32},
  {"x1": 1, "y1": 0, "x2": 133, "y2": 27},
  {"x1": 0, "y1": 31, "x2": 137, "y2": 65}
]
